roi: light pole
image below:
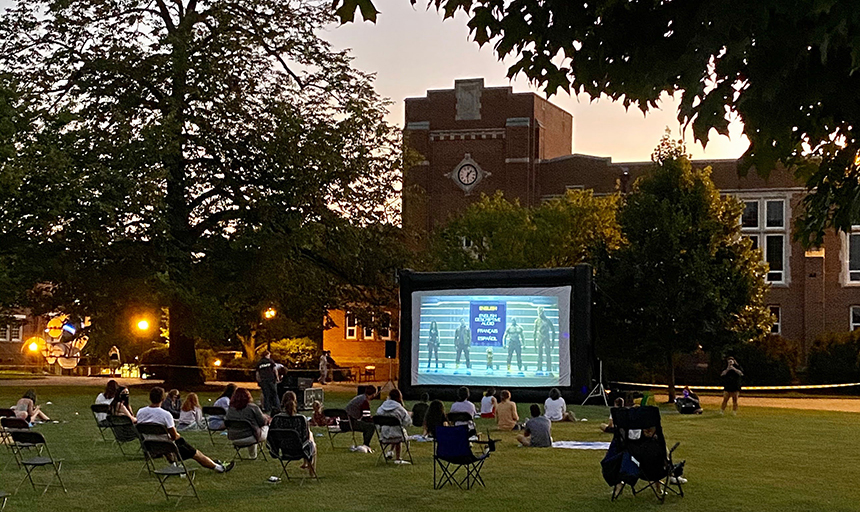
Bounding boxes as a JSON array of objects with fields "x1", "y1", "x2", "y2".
[{"x1": 263, "y1": 307, "x2": 277, "y2": 352}]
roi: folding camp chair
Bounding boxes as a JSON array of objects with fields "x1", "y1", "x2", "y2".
[
  {"x1": 141, "y1": 439, "x2": 199, "y2": 504},
  {"x1": 225, "y1": 419, "x2": 268, "y2": 462},
  {"x1": 433, "y1": 425, "x2": 495, "y2": 489},
  {"x1": 9, "y1": 430, "x2": 66, "y2": 495},
  {"x1": 201, "y1": 406, "x2": 226, "y2": 446},
  {"x1": 372, "y1": 415, "x2": 413, "y2": 465},
  {"x1": 267, "y1": 415, "x2": 318, "y2": 484},
  {"x1": 107, "y1": 415, "x2": 141, "y2": 457},
  {"x1": 322, "y1": 408, "x2": 356, "y2": 449},
  {"x1": 0, "y1": 490, "x2": 8, "y2": 510},
  {"x1": 90, "y1": 404, "x2": 111, "y2": 442},
  {"x1": 604, "y1": 406, "x2": 684, "y2": 502}
]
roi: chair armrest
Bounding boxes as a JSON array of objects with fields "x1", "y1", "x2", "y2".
[{"x1": 669, "y1": 441, "x2": 680, "y2": 455}]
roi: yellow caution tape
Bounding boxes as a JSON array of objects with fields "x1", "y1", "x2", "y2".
[{"x1": 612, "y1": 381, "x2": 860, "y2": 391}]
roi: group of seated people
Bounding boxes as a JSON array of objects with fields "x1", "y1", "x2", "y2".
[
  {"x1": 96, "y1": 380, "x2": 207, "y2": 431},
  {"x1": 94, "y1": 381, "x2": 318, "y2": 474}
]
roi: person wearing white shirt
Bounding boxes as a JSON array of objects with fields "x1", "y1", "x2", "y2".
[
  {"x1": 94, "y1": 379, "x2": 118, "y2": 425},
  {"x1": 449, "y1": 386, "x2": 477, "y2": 417},
  {"x1": 137, "y1": 387, "x2": 234, "y2": 473},
  {"x1": 544, "y1": 388, "x2": 575, "y2": 422}
]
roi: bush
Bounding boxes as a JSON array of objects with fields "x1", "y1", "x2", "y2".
[
  {"x1": 723, "y1": 335, "x2": 799, "y2": 385},
  {"x1": 808, "y1": 330, "x2": 860, "y2": 384}
]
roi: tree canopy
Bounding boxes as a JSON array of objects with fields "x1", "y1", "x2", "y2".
[
  {"x1": 334, "y1": 0, "x2": 860, "y2": 246},
  {"x1": 429, "y1": 189, "x2": 621, "y2": 271},
  {"x1": 0, "y1": 0, "x2": 403, "y2": 384},
  {"x1": 594, "y1": 135, "x2": 772, "y2": 400}
]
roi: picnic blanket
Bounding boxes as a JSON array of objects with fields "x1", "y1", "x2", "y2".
[{"x1": 552, "y1": 441, "x2": 611, "y2": 450}]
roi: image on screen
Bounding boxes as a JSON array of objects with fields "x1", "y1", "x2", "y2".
[{"x1": 411, "y1": 286, "x2": 571, "y2": 387}]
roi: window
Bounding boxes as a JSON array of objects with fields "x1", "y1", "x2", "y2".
[
  {"x1": 378, "y1": 315, "x2": 391, "y2": 339},
  {"x1": 364, "y1": 325, "x2": 374, "y2": 339},
  {"x1": 852, "y1": 306, "x2": 860, "y2": 331},
  {"x1": 10, "y1": 324, "x2": 21, "y2": 341},
  {"x1": 0, "y1": 323, "x2": 21, "y2": 342},
  {"x1": 740, "y1": 197, "x2": 787, "y2": 284},
  {"x1": 769, "y1": 306, "x2": 781, "y2": 335},
  {"x1": 0, "y1": 325, "x2": 7, "y2": 342},
  {"x1": 848, "y1": 232, "x2": 860, "y2": 282},
  {"x1": 345, "y1": 313, "x2": 357, "y2": 339}
]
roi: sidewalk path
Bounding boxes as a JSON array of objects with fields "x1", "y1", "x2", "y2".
[{"x1": 653, "y1": 393, "x2": 860, "y2": 414}]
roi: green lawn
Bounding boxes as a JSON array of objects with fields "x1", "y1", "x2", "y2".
[{"x1": 0, "y1": 385, "x2": 855, "y2": 512}]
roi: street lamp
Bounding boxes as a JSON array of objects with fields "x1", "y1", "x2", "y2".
[
  {"x1": 136, "y1": 319, "x2": 150, "y2": 331},
  {"x1": 262, "y1": 307, "x2": 277, "y2": 351}
]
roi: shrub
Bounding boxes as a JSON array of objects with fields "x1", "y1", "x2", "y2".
[
  {"x1": 808, "y1": 330, "x2": 860, "y2": 384},
  {"x1": 139, "y1": 345, "x2": 217, "y2": 381}
]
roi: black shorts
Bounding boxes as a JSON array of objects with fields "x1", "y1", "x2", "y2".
[{"x1": 175, "y1": 438, "x2": 198, "y2": 460}]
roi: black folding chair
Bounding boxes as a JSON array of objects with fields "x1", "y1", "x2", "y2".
[
  {"x1": 201, "y1": 406, "x2": 226, "y2": 446},
  {"x1": 9, "y1": 430, "x2": 66, "y2": 495},
  {"x1": 90, "y1": 404, "x2": 111, "y2": 442},
  {"x1": 267, "y1": 415, "x2": 318, "y2": 484},
  {"x1": 141, "y1": 439, "x2": 199, "y2": 504},
  {"x1": 433, "y1": 425, "x2": 495, "y2": 489},
  {"x1": 605, "y1": 406, "x2": 684, "y2": 502},
  {"x1": 136, "y1": 423, "x2": 173, "y2": 475},
  {"x1": 1, "y1": 418, "x2": 41, "y2": 469},
  {"x1": 107, "y1": 415, "x2": 141, "y2": 457},
  {"x1": 322, "y1": 408, "x2": 356, "y2": 449},
  {"x1": 372, "y1": 415, "x2": 413, "y2": 465},
  {"x1": 0, "y1": 490, "x2": 8, "y2": 510},
  {"x1": 225, "y1": 419, "x2": 268, "y2": 462},
  {"x1": 0, "y1": 409, "x2": 16, "y2": 418}
]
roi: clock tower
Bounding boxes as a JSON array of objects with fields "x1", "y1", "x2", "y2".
[{"x1": 403, "y1": 78, "x2": 573, "y2": 234}]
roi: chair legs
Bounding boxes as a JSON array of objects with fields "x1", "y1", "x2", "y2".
[
  {"x1": 16, "y1": 460, "x2": 67, "y2": 495},
  {"x1": 152, "y1": 470, "x2": 199, "y2": 505},
  {"x1": 231, "y1": 441, "x2": 268, "y2": 463},
  {"x1": 273, "y1": 458, "x2": 318, "y2": 485},
  {"x1": 433, "y1": 459, "x2": 485, "y2": 490}
]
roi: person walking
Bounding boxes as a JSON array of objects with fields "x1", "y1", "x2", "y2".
[
  {"x1": 720, "y1": 356, "x2": 744, "y2": 415},
  {"x1": 256, "y1": 350, "x2": 279, "y2": 414},
  {"x1": 318, "y1": 351, "x2": 329, "y2": 385},
  {"x1": 108, "y1": 345, "x2": 121, "y2": 377}
]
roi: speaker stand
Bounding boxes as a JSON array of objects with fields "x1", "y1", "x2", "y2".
[
  {"x1": 582, "y1": 359, "x2": 609, "y2": 406},
  {"x1": 380, "y1": 357, "x2": 396, "y2": 393}
]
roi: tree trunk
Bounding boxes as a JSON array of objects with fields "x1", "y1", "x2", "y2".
[
  {"x1": 238, "y1": 329, "x2": 257, "y2": 360},
  {"x1": 667, "y1": 351, "x2": 676, "y2": 402},
  {"x1": 165, "y1": 298, "x2": 204, "y2": 388}
]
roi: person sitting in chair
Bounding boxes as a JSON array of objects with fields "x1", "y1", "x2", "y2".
[
  {"x1": 109, "y1": 386, "x2": 136, "y2": 423},
  {"x1": 345, "y1": 385, "x2": 378, "y2": 449},
  {"x1": 270, "y1": 391, "x2": 316, "y2": 474},
  {"x1": 376, "y1": 389, "x2": 412, "y2": 463},
  {"x1": 516, "y1": 404, "x2": 552, "y2": 447},
  {"x1": 423, "y1": 400, "x2": 448, "y2": 439},
  {"x1": 225, "y1": 387, "x2": 270, "y2": 458},
  {"x1": 137, "y1": 387, "x2": 234, "y2": 473}
]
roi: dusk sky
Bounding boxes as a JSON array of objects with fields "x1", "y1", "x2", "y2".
[
  {"x1": 323, "y1": 2, "x2": 749, "y2": 163},
  {"x1": 1, "y1": 0, "x2": 750, "y2": 162}
]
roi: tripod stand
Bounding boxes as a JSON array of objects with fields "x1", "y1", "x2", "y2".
[
  {"x1": 581, "y1": 359, "x2": 609, "y2": 406},
  {"x1": 380, "y1": 357, "x2": 396, "y2": 393}
]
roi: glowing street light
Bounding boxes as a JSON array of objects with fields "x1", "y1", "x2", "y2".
[
  {"x1": 136, "y1": 319, "x2": 150, "y2": 331},
  {"x1": 213, "y1": 359, "x2": 222, "y2": 367},
  {"x1": 263, "y1": 308, "x2": 277, "y2": 320},
  {"x1": 28, "y1": 341, "x2": 39, "y2": 352}
]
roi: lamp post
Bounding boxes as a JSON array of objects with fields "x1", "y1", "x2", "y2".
[{"x1": 262, "y1": 307, "x2": 277, "y2": 351}]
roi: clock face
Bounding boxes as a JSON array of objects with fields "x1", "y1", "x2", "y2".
[{"x1": 457, "y1": 164, "x2": 478, "y2": 185}]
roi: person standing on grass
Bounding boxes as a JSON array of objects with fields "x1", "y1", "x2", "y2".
[
  {"x1": 256, "y1": 350, "x2": 280, "y2": 413},
  {"x1": 108, "y1": 345, "x2": 121, "y2": 377},
  {"x1": 318, "y1": 350, "x2": 329, "y2": 385},
  {"x1": 137, "y1": 387, "x2": 234, "y2": 473},
  {"x1": 720, "y1": 356, "x2": 744, "y2": 415}
]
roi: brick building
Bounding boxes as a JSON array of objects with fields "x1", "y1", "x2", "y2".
[{"x1": 396, "y1": 78, "x2": 860, "y2": 363}]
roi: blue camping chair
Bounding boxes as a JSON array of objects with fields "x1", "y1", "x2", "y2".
[{"x1": 432, "y1": 425, "x2": 495, "y2": 489}]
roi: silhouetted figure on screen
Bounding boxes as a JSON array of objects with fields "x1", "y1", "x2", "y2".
[
  {"x1": 534, "y1": 307, "x2": 556, "y2": 373},
  {"x1": 427, "y1": 321, "x2": 440, "y2": 368},
  {"x1": 454, "y1": 318, "x2": 471, "y2": 369},
  {"x1": 504, "y1": 318, "x2": 524, "y2": 371}
]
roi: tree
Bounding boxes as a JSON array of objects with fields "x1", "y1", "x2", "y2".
[
  {"x1": 335, "y1": 0, "x2": 860, "y2": 246},
  {"x1": 0, "y1": 0, "x2": 401, "y2": 385},
  {"x1": 595, "y1": 134, "x2": 771, "y2": 401},
  {"x1": 430, "y1": 189, "x2": 621, "y2": 271}
]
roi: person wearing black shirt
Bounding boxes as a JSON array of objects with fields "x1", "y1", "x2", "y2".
[
  {"x1": 720, "y1": 357, "x2": 744, "y2": 415},
  {"x1": 256, "y1": 351, "x2": 279, "y2": 414}
]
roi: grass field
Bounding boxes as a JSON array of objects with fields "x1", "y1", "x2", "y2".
[{"x1": 0, "y1": 385, "x2": 856, "y2": 512}]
